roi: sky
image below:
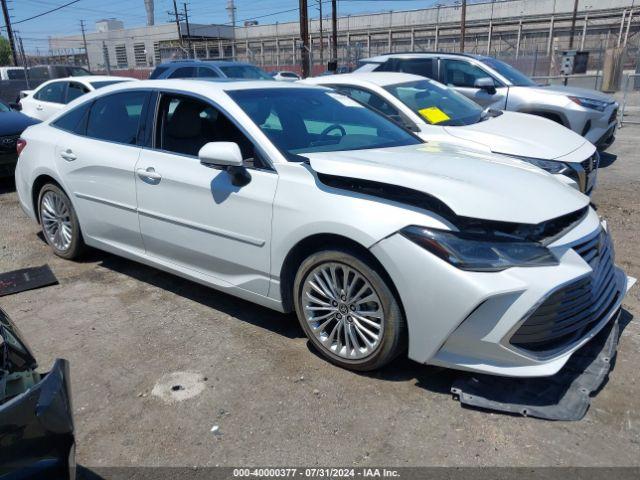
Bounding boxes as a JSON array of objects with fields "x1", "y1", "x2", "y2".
[{"x1": 5, "y1": 0, "x2": 460, "y2": 53}]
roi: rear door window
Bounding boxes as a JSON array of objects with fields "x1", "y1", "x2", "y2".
[
  {"x1": 168, "y1": 67, "x2": 196, "y2": 78},
  {"x1": 197, "y1": 67, "x2": 220, "y2": 78},
  {"x1": 34, "y1": 81, "x2": 66, "y2": 103},
  {"x1": 86, "y1": 90, "x2": 149, "y2": 145}
]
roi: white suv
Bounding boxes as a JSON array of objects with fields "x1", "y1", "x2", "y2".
[
  {"x1": 14, "y1": 80, "x2": 629, "y2": 376},
  {"x1": 357, "y1": 53, "x2": 619, "y2": 150}
]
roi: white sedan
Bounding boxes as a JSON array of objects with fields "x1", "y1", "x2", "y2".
[
  {"x1": 14, "y1": 80, "x2": 628, "y2": 376},
  {"x1": 19, "y1": 75, "x2": 136, "y2": 121},
  {"x1": 303, "y1": 72, "x2": 600, "y2": 194}
]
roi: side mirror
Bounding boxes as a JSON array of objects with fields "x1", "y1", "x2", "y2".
[
  {"x1": 474, "y1": 77, "x2": 496, "y2": 95},
  {"x1": 199, "y1": 141, "x2": 251, "y2": 187}
]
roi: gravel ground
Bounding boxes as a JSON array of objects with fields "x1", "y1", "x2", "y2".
[{"x1": 0, "y1": 125, "x2": 639, "y2": 469}]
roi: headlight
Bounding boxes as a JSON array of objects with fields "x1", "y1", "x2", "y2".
[
  {"x1": 401, "y1": 226, "x2": 559, "y2": 271},
  {"x1": 568, "y1": 96, "x2": 609, "y2": 112},
  {"x1": 519, "y1": 157, "x2": 572, "y2": 175}
]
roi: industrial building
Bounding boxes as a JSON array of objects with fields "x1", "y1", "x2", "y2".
[{"x1": 47, "y1": 0, "x2": 639, "y2": 75}]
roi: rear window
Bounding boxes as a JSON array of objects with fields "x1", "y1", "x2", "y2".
[
  {"x1": 281, "y1": 72, "x2": 298, "y2": 78},
  {"x1": 149, "y1": 66, "x2": 169, "y2": 79}
]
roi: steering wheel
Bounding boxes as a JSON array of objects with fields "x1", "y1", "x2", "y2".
[{"x1": 320, "y1": 124, "x2": 346, "y2": 138}]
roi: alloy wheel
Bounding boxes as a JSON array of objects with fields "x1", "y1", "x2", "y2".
[
  {"x1": 41, "y1": 190, "x2": 73, "y2": 252},
  {"x1": 301, "y1": 262, "x2": 384, "y2": 360}
]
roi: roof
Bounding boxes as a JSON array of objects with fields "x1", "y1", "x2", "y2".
[
  {"x1": 305, "y1": 72, "x2": 425, "y2": 87},
  {"x1": 360, "y1": 52, "x2": 486, "y2": 63},
  {"x1": 160, "y1": 59, "x2": 256, "y2": 67},
  {"x1": 93, "y1": 78, "x2": 326, "y2": 95}
]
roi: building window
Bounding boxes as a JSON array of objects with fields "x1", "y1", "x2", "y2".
[
  {"x1": 134, "y1": 43, "x2": 147, "y2": 66},
  {"x1": 153, "y1": 42, "x2": 161, "y2": 66},
  {"x1": 115, "y1": 44, "x2": 128, "y2": 68}
]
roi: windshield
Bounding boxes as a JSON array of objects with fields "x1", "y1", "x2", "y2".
[
  {"x1": 219, "y1": 65, "x2": 273, "y2": 80},
  {"x1": 0, "y1": 102, "x2": 10, "y2": 112},
  {"x1": 480, "y1": 58, "x2": 537, "y2": 86},
  {"x1": 90, "y1": 80, "x2": 131, "y2": 89},
  {"x1": 384, "y1": 80, "x2": 483, "y2": 126},
  {"x1": 229, "y1": 88, "x2": 421, "y2": 159}
]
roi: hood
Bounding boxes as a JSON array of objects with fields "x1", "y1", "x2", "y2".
[
  {"x1": 307, "y1": 144, "x2": 589, "y2": 224},
  {"x1": 0, "y1": 111, "x2": 40, "y2": 136},
  {"x1": 444, "y1": 111, "x2": 587, "y2": 160},
  {"x1": 527, "y1": 84, "x2": 615, "y2": 103}
]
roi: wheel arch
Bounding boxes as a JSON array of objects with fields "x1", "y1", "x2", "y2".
[
  {"x1": 518, "y1": 109, "x2": 568, "y2": 127},
  {"x1": 278, "y1": 233, "x2": 404, "y2": 319},
  {"x1": 31, "y1": 174, "x2": 65, "y2": 224}
]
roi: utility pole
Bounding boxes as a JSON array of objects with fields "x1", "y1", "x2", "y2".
[
  {"x1": 460, "y1": 0, "x2": 467, "y2": 53},
  {"x1": 102, "y1": 40, "x2": 111, "y2": 74},
  {"x1": 183, "y1": 3, "x2": 192, "y2": 58},
  {"x1": 171, "y1": 0, "x2": 183, "y2": 50},
  {"x1": 331, "y1": 0, "x2": 337, "y2": 72},
  {"x1": 568, "y1": 0, "x2": 579, "y2": 49},
  {"x1": 16, "y1": 33, "x2": 30, "y2": 88},
  {"x1": 299, "y1": 0, "x2": 310, "y2": 77},
  {"x1": 317, "y1": 0, "x2": 324, "y2": 67},
  {"x1": 1, "y1": 0, "x2": 18, "y2": 66},
  {"x1": 80, "y1": 20, "x2": 91, "y2": 70}
]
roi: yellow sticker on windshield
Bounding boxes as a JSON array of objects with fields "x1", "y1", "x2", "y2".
[{"x1": 418, "y1": 107, "x2": 450, "y2": 124}]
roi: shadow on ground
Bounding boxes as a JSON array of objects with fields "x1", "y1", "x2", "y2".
[{"x1": 598, "y1": 151, "x2": 618, "y2": 168}]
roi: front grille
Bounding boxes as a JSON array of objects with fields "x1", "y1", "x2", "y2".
[
  {"x1": 510, "y1": 230, "x2": 620, "y2": 352},
  {"x1": 0, "y1": 135, "x2": 19, "y2": 153},
  {"x1": 580, "y1": 152, "x2": 599, "y2": 174},
  {"x1": 580, "y1": 152, "x2": 599, "y2": 194}
]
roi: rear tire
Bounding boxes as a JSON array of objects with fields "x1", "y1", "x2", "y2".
[
  {"x1": 293, "y1": 249, "x2": 405, "y2": 371},
  {"x1": 38, "y1": 183, "x2": 85, "y2": 260}
]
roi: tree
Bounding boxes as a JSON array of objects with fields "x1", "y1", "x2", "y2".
[{"x1": 0, "y1": 36, "x2": 12, "y2": 66}]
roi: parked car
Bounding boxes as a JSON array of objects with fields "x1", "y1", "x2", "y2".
[
  {"x1": 0, "y1": 306, "x2": 75, "y2": 479},
  {"x1": 19, "y1": 75, "x2": 136, "y2": 121},
  {"x1": 303, "y1": 72, "x2": 599, "y2": 194},
  {"x1": 356, "y1": 53, "x2": 618, "y2": 149},
  {"x1": 0, "y1": 66, "x2": 27, "y2": 81},
  {"x1": 15, "y1": 80, "x2": 628, "y2": 376},
  {"x1": 149, "y1": 60, "x2": 273, "y2": 80},
  {"x1": 28, "y1": 64, "x2": 91, "y2": 83},
  {"x1": 270, "y1": 70, "x2": 301, "y2": 82},
  {"x1": 0, "y1": 99, "x2": 39, "y2": 177}
]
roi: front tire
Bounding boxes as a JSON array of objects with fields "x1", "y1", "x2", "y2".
[
  {"x1": 293, "y1": 249, "x2": 405, "y2": 371},
  {"x1": 38, "y1": 183, "x2": 85, "y2": 259}
]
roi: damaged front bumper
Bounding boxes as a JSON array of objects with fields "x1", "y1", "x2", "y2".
[{"x1": 371, "y1": 209, "x2": 631, "y2": 378}]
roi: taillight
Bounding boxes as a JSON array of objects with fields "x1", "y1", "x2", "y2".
[{"x1": 16, "y1": 138, "x2": 26, "y2": 156}]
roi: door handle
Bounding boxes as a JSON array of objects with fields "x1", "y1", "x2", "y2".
[
  {"x1": 36, "y1": 105, "x2": 44, "y2": 111},
  {"x1": 60, "y1": 150, "x2": 76, "y2": 161},
  {"x1": 136, "y1": 167, "x2": 162, "y2": 182}
]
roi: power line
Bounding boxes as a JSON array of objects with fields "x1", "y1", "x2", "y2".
[{"x1": 11, "y1": 0, "x2": 82, "y2": 26}]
